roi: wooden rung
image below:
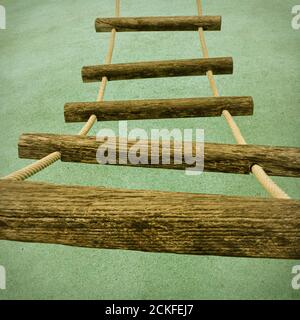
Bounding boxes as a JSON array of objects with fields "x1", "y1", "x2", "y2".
[
  {"x1": 18, "y1": 133, "x2": 300, "y2": 177},
  {"x1": 64, "y1": 96, "x2": 254, "y2": 122},
  {"x1": 81, "y1": 57, "x2": 233, "y2": 82},
  {"x1": 0, "y1": 180, "x2": 299, "y2": 259},
  {"x1": 95, "y1": 16, "x2": 222, "y2": 32}
]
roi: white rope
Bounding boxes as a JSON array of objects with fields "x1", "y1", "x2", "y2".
[{"x1": 196, "y1": 0, "x2": 290, "y2": 199}]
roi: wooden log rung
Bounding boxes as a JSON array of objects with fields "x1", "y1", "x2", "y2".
[
  {"x1": 18, "y1": 133, "x2": 300, "y2": 177},
  {"x1": 81, "y1": 57, "x2": 233, "y2": 82},
  {"x1": 64, "y1": 96, "x2": 254, "y2": 122},
  {"x1": 95, "y1": 16, "x2": 222, "y2": 32},
  {"x1": 0, "y1": 180, "x2": 299, "y2": 259}
]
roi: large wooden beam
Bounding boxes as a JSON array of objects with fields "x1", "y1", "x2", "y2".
[
  {"x1": 18, "y1": 133, "x2": 300, "y2": 177},
  {"x1": 64, "y1": 96, "x2": 254, "y2": 122},
  {"x1": 0, "y1": 180, "x2": 299, "y2": 259},
  {"x1": 95, "y1": 16, "x2": 222, "y2": 32},
  {"x1": 81, "y1": 57, "x2": 233, "y2": 82}
]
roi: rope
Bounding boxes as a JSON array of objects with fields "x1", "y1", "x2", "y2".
[
  {"x1": 3, "y1": 152, "x2": 61, "y2": 181},
  {"x1": 2, "y1": 0, "x2": 120, "y2": 181},
  {"x1": 79, "y1": 0, "x2": 120, "y2": 136},
  {"x1": 196, "y1": 0, "x2": 290, "y2": 199}
]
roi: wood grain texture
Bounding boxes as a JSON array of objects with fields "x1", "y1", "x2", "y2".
[
  {"x1": 81, "y1": 57, "x2": 233, "y2": 82},
  {"x1": 18, "y1": 133, "x2": 300, "y2": 177},
  {"x1": 0, "y1": 180, "x2": 299, "y2": 259},
  {"x1": 64, "y1": 96, "x2": 254, "y2": 122},
  {"x1": 95, "y1": 16, "x2": 222, "y2": 32}
]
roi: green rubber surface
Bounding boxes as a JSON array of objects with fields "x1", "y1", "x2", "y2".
[{"x1": 0, "y1": 0, "x2": 299, "y2": 299}]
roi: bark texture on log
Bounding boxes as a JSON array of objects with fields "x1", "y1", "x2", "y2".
[
  {"x1": 18, "y1": 133, "x2": 300, "y2": 177},
  {"x1": 64, "y1": 96, "x2": 254, "y2": 122},
  {"x1": 95, "y1": 16, "x2": 222, "y2": 32},
  {"x1": 0, "y1": 180, "x2": 299, "y2": 259},
  {"x1": 81, "y1": 57, "x2": 233, "y2": 82}
]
